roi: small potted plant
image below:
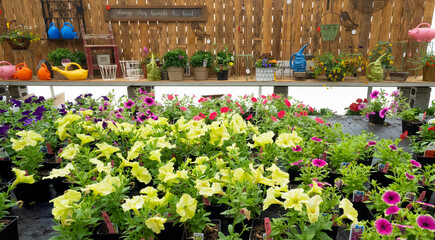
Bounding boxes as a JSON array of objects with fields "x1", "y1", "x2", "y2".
[
  {"x1": 389, "y1": 66, "x2": 409, "y2": 81},
  {"x1": 359, "y1": 89, "x2": 400, "y2": 125},
  {"x1": 394, "y1": 93, "x2": 424, "y2": 136},
  {"x1": 0, "y1": 23, "x2": 41, "y2": 50},
  {"x1": 189, "y1": 50, "x2": 213, "y2": 80},
  {"x1": 311, "y1": 52, "x2": 363, "y2": 81},
  {"x1": 345, "y1": 98, "x2": 368, "y2": 116},
  {"x1": 163, "y1": 49, "x2": 188, "y2": 81},
  {"x1": 47, "y1": 48, "x2": 86, "y2": 79},
  {"x1": 254, "y1": 53, "x2": 278, "y2": 81},
  {"x1": 213, "y1": 45, "x2": 234, "y2": 80},
  {"x1": 408, "y1": 52, "x2": 435, "y2": 81},
  {"x1": 140, "y1": 47, "x2": 160, "y2": 79},
  {"x1": 368, "y1": 41, "x2": 394, "y2": 80}
]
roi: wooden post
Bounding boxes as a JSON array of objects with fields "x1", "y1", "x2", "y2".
[{"x1": 273, "y1": 86, "x2": 288, "y2": 96}]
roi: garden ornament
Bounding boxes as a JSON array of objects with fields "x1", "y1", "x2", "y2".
[
  {"x1": 52, "y1": 62, "x2": 88, "y2": 80},
  {"x1": 290, "y1": 44, "x2": 308, "y2": 72},
  {"x1": 13, "y1": 63, "x2": 33, "y2": 80},
  {"x1": 37, "y1": 59, "x2": 54, "y2": 78},
  {"x1": 0, "y1": 61, "x2": 17, "y2": 80},
  {"x1": 47, "y1": 22, "x2": 60, "y2": 39},
  {"x1": 366, "y1": 53, "x2": 386, "y2": 82},
  {"x1": 37, "y1": 63, "x2": 51, "y2": 80},
  {"x1": 147, "y1": 54, "x2": 161, "y2": 81},
  {"x1": 60, "y1": 22, "x2": 78, "y2": 39},
  {"x1": 408, "y1": 23, "x2": 435, "y2": 42}
]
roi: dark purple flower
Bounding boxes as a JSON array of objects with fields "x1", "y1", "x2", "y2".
[
  {"x1": 144, "y1": 97, "x2": 155, "y2": 106},
  {"x1": 24, "y1": 96, "x2": 36, "y2": 104},
  {"x1": 32, "y1": 106, "x2": 47, "y2": 119},
  {"x1": 417, "y1": 215, "x2": 435, "y2": 231},
  {"x1": 137, "y1": 113, "x2": 147, "y2": 122},
  {"x1": 10, "y1": 99, "x2": 21, "y2": 107},
  {"x1": 379, "y1": 107, "x2": 389, "y2": 118},
  {"x1": 59, "y1": 108, "x2": 67, "y2": 116},
  {"x1": 389, "y1": 144, "x2": 397, "y2": 151},
  {"x1": 292, "y1": 145, "x2": 302, "y2": 152},
  {"x1": 34, "y1": 96, "x2": 45, "y2": 104},
  {"x1": 382, "y1": 191, "x2": 401, "y2": 205},
  {"x1": 124, "y1": 99, "x2": 135, "y2": 109},
  {"x1": 0, "y1": 125, "x2": 10, "y2": 136},
  {"x1": 115, "y1": 113, "x2": 124, "y2": 119},
  {"x1": 84, "y1": 93, "x2": 93, "y2": 98},
  {"x1": 0, "y1": 109, "x2": 6, "y2": 114},
  {"x1": 18, "y1": 117, "x2": 34, "y2": 126},
  {"x1": 370, "y1": 90, "x2": 379, "y2": 99},
  {"x1": 22, "y1": 110, "x2": 32, "y2": 116},
  {"x1": 93, "y1": 118, "x2": 102, "y2": 123},
  {"x1": 101, "y1": 96, "x2": 109, "y2": 101},
  {"x1": 102, "y1": 121, "x2": 108, "y2": 129}
]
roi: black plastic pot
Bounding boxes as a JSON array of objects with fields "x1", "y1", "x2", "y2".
[
  {"x1": 351, "y1": 202, "x2": 374, "y2": 222},
  {"x1": 40, "y1": 155, "x2": 60, "y2": 171},
  {"x1": 413, "y1": 154, "x2": 435, "y2": 166},
  {"x1": 221, "y1": 217, "x2": 252, "y2": 239},
  {"x1": 92, "y1": 224, "x2": 122, "y2": 240},
  {"x1": 325, "y1": 172, "x2": 342, "y2": 186},
  {"x1": 402, "y1": 120, "x2": 423, "y2": 136},
  {"x1": 217, "y1": 70, "x2": 229, "y2": 80},
  {"x1": 182, "y1": 219, "x2": 221, "y2": 240},
  {"x1": 13, "y1": 179, "x2": 51, "y2": 205},
  {"x1": 370, "y1": 171, "x2": 393, "y2": 187},
  {"x1": 205, "y1": 204, "x2": 225, "y2": 220},
  {"x1": 0, "y1": 159, "x2": 14, "y2": 181},
  {"x1": 156, "y1": 222, "x2": 184, "y2": 240},
  {"x1": 288, "y1": 166, "x2": 302, "y2": 184},
  {"x1": 0, "y1": 216, "x2": 19, "y2": 240},
  {"x1": 325, "y1": 225, "x2": 339, "y2": 239},
  {"x1": 368, "y1": 112, "x2": 385, "y2": 125}
]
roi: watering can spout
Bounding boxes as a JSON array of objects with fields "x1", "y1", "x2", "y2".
[{"x1": 298, "y1": 44, "x2": 308, "y2": 54}]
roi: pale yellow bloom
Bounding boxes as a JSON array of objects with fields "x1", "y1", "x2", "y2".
[
  {"x1": 176, "y1": 194, "x2": 197, "y2": 222},
  {"x1": 249, "y1": 131, "x2": 274, "y2": 149},
  {"x1": 127, "y1": 141, "x2": 145, "y2": 160},
  {"x1": 131, "y1": 163, "x2": 152, "y2": 184},
  {"x1": 263, "y1": 187, "x2": 283, "y2": 210},
  {"x1": 11, "y1": 130, "x2": 45, "y2": 151},
  {"x1": 43, "y1": 163, "x2": 75, "y2": 180},
  {"x1": 59, "y1": 144, "x2": 80, "y2": 160},
  {"x1": 209, "y1": 122, "x2": 230, "y2": 146},
  {"x1": 149, "y1": 149, "x2": 162, "y2": 163},
  {"x1": 96, "y1": 142, "x2": 120, "y2": 159},
  {"x1": 338, "y1": 198, "x2": 358, "y2": 223},
  {"x1": 282, "y1": 188, "x2": 310, "y2": 211},
  {"x1": 266, "y1": 164, "x2": 289, "y2": 187},
  {"x1": 122, "y1": 195, "x2": 144, "y2": 215},
  {"x1": 308, "y1": 181, "x2": 323, "y2": 195},
  {"x1": 50, "y1": 190, "x2": 81, "y2": 225},
  {"x1": 230, "y1": 114, "x2": 247, "y2": 133},
  {"x1": 146, "y1": 216, "x2": 167, "y2": 234},
  {"x1": 275, "y1": 131, "x2": 302, "y2": 148},
  {"x1": 305, "y1": 195, "x2": 322, "y2": 223},
  {"x1": 77, "y1": 134, "x2": 94, "y2": 146},
  {"x1": 90, "y1": 158, "x2": 111, "y2": 174},
  {"x1": 11, "y1": 168, "x2": 35, "y2": 188},
  {"x1": 83, "y1": 175, "x2": 121, "y2": 196},
  {"x1": 233, "y1": 168, "x2": 253, "y2": 182}
]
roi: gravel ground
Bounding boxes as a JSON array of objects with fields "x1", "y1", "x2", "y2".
[{"x1": 13, "y1": 116, "x2": 419, "y2": 240}]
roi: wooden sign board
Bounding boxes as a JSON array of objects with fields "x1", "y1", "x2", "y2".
[{"x1": 104, "y1": 5, "x2": 207, "y2": 22}]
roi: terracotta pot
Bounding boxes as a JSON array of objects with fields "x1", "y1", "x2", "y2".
[
  {"x1": 167, "y1": 67, "x2": 184, "y2": 81},
  {"x1": 193, "y1": 67, "x2": 209, "y2": 80},
  {"x1": 423, "y1": 66, "x2": 435, "y2": 81}
]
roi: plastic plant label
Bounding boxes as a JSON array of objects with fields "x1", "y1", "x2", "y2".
[
  {"x1": 378, "y1": 163, "x2": 389, "y2": 173},
  {"x1": 46, "y1": 142, "x2": 53, "y2": 154},
  {"x1": 418, "y1": 191, "x2": 426, "y2": 202},
  {"x1": 194, "y1": 233, "x2": 204, "y2": 240},
  {"x1": 57, "y1": 148, "x2": 63, "y2": 163},
  {"x1": 335, "y1": 179, "x2": 343, "y2": 189},
  {"x1": 340, "y1": 162, "x2": 350, "y2": 168},
  {"x1": 349, "y1": 224, "x2": 364, "y2": 240},
  {"x1": 264, "y1": 217, "x2": 272, "y2": 240},
  {"x1": 423, "y1": 111, "x2": 427, "y2": 121},
  {"x1": 352, "y1": 190, "x2": 364, "y2": 202},
  {"x1": 102, "y1": 212, "x2": 117, "y2": 234},
  {"x1": 424, "y1": 142, "x2": 435, "y2": 158},
  {"x1": 405, "y1": 192, "x2": 416, "y2": 202},
  {"x1": 405, "y1": 202, "x2": 413, "y2": 210},
  {"x1": 203, "y1": 196, "x2": 210, "y2": 206}
]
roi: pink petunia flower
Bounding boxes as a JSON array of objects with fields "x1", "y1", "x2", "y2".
[
  {"x1": 385, "y1": 205, "x2": 400, "y2": 215},
  {"x1": 410, "y1": 159, "x2": 421, "y2": 168},
  {"x1": 312, "y1": 159, "x2": 327, "y2": 167},
  {"x1": 417, "y1": 215, "x2": 435, "y2": 231},
  {"x1": 368, "y1": 141, "x2": 377, "y2": 146},
  {"x1": 379, "y1": 107, "x2": 389, "y2": 118},
  {"x1": 221, "y1": 107, "x2": 230, "y2": 113},
  {"x1": 374, "y1": 218, "x2": 393, "y2": 235},
  {"x1": 370, "y1": 90, "x2": 380, "y2": 99},
  {"x1": 292, "y1": 145, "x2": 302, "y2": 152},
  {"x1": 291, "y1": 159, "x2": 303, "y2": 166},
  {"x1": 124, "y1": 99, "x2": 135, "y2": 109},
  {"x1": 285, "y1": 98, "x2": 291, "y2": 107},
  {"x1": 246, "y1": 114, "x2": 252, "y2": 120},
  {"x1": 209, "y1": 112, "x2": 217, "y2": 120},
  {"x1": 382, "y1": 191, "x2": 401, "y2": 205},
  {"x1": 180, "y1": 107, "x2": 187, "y2": 111},
  {"x1": 310, "y1": 136, "x2": 322, "y2": 142},
  {"x1": 277, "y1": 111, "x2": 286, "y2": 118},
  {"x1": 251, "y1": 97, "x2": 258, "y2": 103},
  {"x1": 271, "y1": 116, "x2": 277, "y2": 122},
  {"x1": 394, "y1": 224, "x2": 414, "y2": 235},
  {"x1": 389, "y1": 145, "x2": 397, "y2": 151},
  {"x1": 192, "y1": 115, "x2": 202, "y2": 121},
  {"x1": 405, "y1": 173, "x2": 415, "y2": 180},
  {"x1": 315, "y1": 117, "x2": 324, "y2": 124}
]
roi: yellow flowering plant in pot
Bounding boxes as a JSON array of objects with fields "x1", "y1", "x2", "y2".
[
  {"x1": 311, "y1": 52, "x2": 365, "y2": 81},
  {"x1": 0, "y1": 23, "x2": 41, "y2": 50}
]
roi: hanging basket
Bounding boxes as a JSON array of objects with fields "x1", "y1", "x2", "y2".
[
  {"x1": 5, "y1": 38, "x2": 30, "y2": 50},
  {"x1": 351, "y1": 0, "x2": 389, "y2": 13},
  {"x1": 319, "y1": 12, "x2": 341, "y2": 42}
]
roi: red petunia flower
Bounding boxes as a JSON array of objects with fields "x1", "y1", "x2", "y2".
[
  {"x1": 400, "y1": 131, "x2": 408, "y2": 140},
  {"x1": 199, "y1": 112, "x2": 206, "y2": 119},
  {"x1": 221, "y1": 107, "x2": 230, "y2": 113},
  {"x1": 209, "y1": 112, "x2": 217, "y2": 120},
  {"x1": 428, "y1": 126, "x2": 435, "y2": 131},
  {"x1": 167, "y1": 94, "x2": 174, "y2": 100},
  {"x1": 285, "y1": 98, "x2": 291, "y2": 107},
  {"x1": 180, "y1": 107, "x2": 187, "y2": 111},
  {"x1": 246, "y1": 114, "x2": 253, "y2": 120},
  {"x1": 271, "y1": 116, "x2": 277, "y2": 122},
  {"x1": 277, "y1": 111, "x2": 286, "y2": 118},
  {"x1": 251, "y1": 97, "x2": 258, "y2": 103}
]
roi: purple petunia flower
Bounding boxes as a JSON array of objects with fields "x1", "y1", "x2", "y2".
[
  {"x1": 101, "y1": 96, "x2": 109, "y2": 101},
  {"x1": 178, "y1": 55, "x2": 184, "y2": 60},
  {"x1": 0, "y1": 125, "x2": 10, "y2": 136},
  {"x1": 0, "y1": 109, "x2": 6, "y2": 114},
  {"x1": 391, "y1": 90, "x2": 400, "y2": 97},
  {"x1": 84, "y1": 93, "x2": 93, "y2": 98},
  {"x1": 292, "y1": 145, "x2": 302, "y2": 152},
  {"x1": 124, "y1": 99, "x2": 135, "y2": 109},
  {"x1": 394, "y1": 224, "x2": 414, "y2": 235},
  {"x1": 385, "y1": 205, "x2": 400, "y2": 216},
  {"x1": 144, "y1": 97, "x2": 155, "y2": 106},
  {"x1": 115, "y1": 113, "x2": 124, "y2": 119},
  {"x1": 312, "y1": 159, "x2": 327, "y2": 167},
  {"x1": 22, "y1": 110, "x2": 32, "y2": 116},
  {"x1": 370, "y1": 90, "x2": 380, "y2": 99},
  {"x1": 152, "y1": 115, "x2": 158, "y2": 120},
  {"x1": 379, "y1": 107, "x2": 389, "y2": 118},
  {"x1": 10, "y1": 99, "x2": 21, "y2": 107},
  {"x1": 102, "y1": 121, "x2": 108, "y2": 129},
  {"x1": 389, "y1": 145, "x2": 397, "y2": 151},
  {"x1": 310, "y1": 136, "x2": 322, "y2": 142},
  {"x1": 33, "y1": 106, "x2": 47, "y2": 120},
  {"x1": 410, "y1": 159, "x2": 421, "y2": 168},
  {"x1": 59, "y1": 108, "x2": 67, "y2": 116},
  {"x1": 139, "y1": 89, "x2": 147, "y2": 95},
  {"x1": 374, "y1": 218, "x2": 393, "y2": 236},
  {"x1": 33, "y1": 96, "x2": 45, "y2": 104},
  {"x1": 24, "y1": 96, "x2": 35, "y2": 104},
  {"x1": 417, "y1": 215, "x2": 435, "y2": 231},
  {"x1": 405, "y1": 172, "x2": 415, "y2": 180},
  {"x1": 368, "y1": 141, "x2": 377, "y2": 146},
  {"x1": 382, "y1": 191, "x2": 401, "y2": 205}
]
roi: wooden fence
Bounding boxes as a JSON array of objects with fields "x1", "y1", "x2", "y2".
[{"x1": 0, "y1": 0, "x2": 434, "y2": 75}]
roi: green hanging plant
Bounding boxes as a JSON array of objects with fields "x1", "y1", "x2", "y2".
[{"x1": 147, "y1": 54, "x2": 161, "y2": 81}]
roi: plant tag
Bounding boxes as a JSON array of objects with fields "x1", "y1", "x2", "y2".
[
  {"x1": 378, "y1": 163, "x2": 389, "y2": 173},
  {"x1": 349, "y1": 224, "x2": 364, "y2": 240},
  {"x1": 418, "y1": 191, "x2": 426, "y2": 202},
  {"x1": 46, "y1": 142, "x2": 53, "y2": 154},
  {"x1": 405, "y1": 202, "x2": 413, "y2": 210},
  {"x1": 424, "y1": 142, "x2": 435, "y2": 158},
  {"x1": 111, "y1": 160, "x2": 115, "y2": 168},
  {"x1": 264, "y1": 217, "x2": 272, "y2": 240},
  {"x1": 321, "y1": 151, "x2": 327, "y2": 160},
  {"x1": 194, "y1": 233, "x2": 204, "y2": 240},
  {"x1": 203, "y1": 196, "x2": 210, "y2": 206},
  {"x1": 423, "y1": 111, "x2": 427, "y2": 121},
  {"x1": 335, "y1": 179, "x2": 343, "y2": 189},
  {"x1": 102, "y1": 212, "x2": 117, "y2": 234},
  {"x1": 263, "y1": 233, "x2": 274, "y2": 240},
  {"x1": 340, "y1": 162, "x2": 350, "y2": 168},
  {"x1": 57, "y1": 148, "x2": 63, "y2": 163},
  {"x1": 405, "y1": 192, "x2": 416, "y2": 202},
  {"x1": 352, "y1": 190, "x2": 365, "y2": 202}
]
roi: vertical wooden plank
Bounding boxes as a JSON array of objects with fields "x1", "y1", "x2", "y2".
[
  {"x1": 379, "y1": 0, "x2": 393, "y2": 42},
  {"x1": 423, "y1": 0, "x2": 435, "y2": 23},
  {"x1": 224, "y1": 0, "x2": 234, "y2": 53},
  {"x1": 320, "y1": 0, "x2": 330, "y2": 54},
  {"x1": 234, "y1": 0, "x2": 242, "y2": 75},
  {"x1": 311, "y1": 0, "x2": 322, "y2": 55},
  {"x1": 137, "y1": 0, "x2": 149, "y2": 60},
  {"x1": 253, "y1": 0, "x2": 263, "y2": 59},
  {"x1": 245, "y1": 0, "x2": 253, "y2": 56},
  {"x1": 262, "y1": 0, "x2": 272, "y2": 54},
  {"x1": 205, "y1": 0, "x2": 214, "y2": 52},
  {"x1": 369, "y1": 4, "x2": 384, "y2": 50},
  {"x1": 108, "y1": 0, "x2": 123, "y2": 59},
  {"x1": 357, "y1": 4, "x2": 372, "y2": 55},
  {"x1": 215, "y1": 0, "x2": 224, "y2": 49},
  {"x1": 186, "y1": 0, "x2": 198, "y2": 55},
  {"x1": 175, "y1": 0, "x2": 187, "y2": 54},
  {"x1": 390, "y1": 0, "x2": 404, "y2": 44},
  {"x1": 271, "y1": 0, "x2": 283, "y2": 58},
  {"x1": 293, "y1": 0, "x2": 303, "y2": 52},
  {"x1": 281, "y1": 0, "x2": 291, "y2": 59},
  {"x1": 147, "y1": 0, "x2": 159, "y2": 53}
]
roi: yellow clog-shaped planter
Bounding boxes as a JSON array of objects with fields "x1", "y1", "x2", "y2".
[{"x1": 52, "y1": 62, "x2": 88, "y2": 80}]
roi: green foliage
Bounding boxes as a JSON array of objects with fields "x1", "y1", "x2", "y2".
[
  {"x1": 189, "y1": 51, "x2": 214, "y2": 68},
  {"x1": 338, "y1": 162, "x2": 372, "y2": 197},
  {"x1": 0, "y1": 24, "x2": 41, "y2": 45},
  {"x1": 214, "y1": 45, "x2": 234, "y2": 72},
  {"x1": 163, "y1": 49, "x2": 188, "y2": 68},
  {"x1": 48, "y1": 48, "x2": 86, "y2": 66},
  {"x1": 368, "y1": 41, "x2": 394, "y2": 70}
]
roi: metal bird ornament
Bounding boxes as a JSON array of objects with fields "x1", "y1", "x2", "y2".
[
  {"x1": 340, "y1": 11, "x2": 359, "y2": 31},
  {"x1": 191, "y1": 22, "x2": 209, "y2": 39}
]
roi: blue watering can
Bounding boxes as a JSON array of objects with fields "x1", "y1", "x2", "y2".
[
  {"x1": 47, "y1": 23, "x2": 60, "y2": 39},
  {"x1": 290, "y1": 44, "x2": 309, "y2": 72},
  {"x1": 61, "y1": 22, "x2": 78, "y2": 39}
]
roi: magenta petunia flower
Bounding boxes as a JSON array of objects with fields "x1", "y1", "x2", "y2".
[
  {"x1": 312, "y1": 159, "x2": 327, "y2": 167},
  {"x1": 394, "y1": 224, "x2": 414, "y2": 235},
  {"x1": 416, "y1": 201, "x2": 435, "y2": 208},
  {"x1": 382, "y1": 191, "x2": 401, "y2": 205},
  {"x1": 405, "y1": 172, "x2": 415, "y2": 180},
  {"x1": 379, "y1": 107, "x2": 389, "y2": 118},
  {"x1": 291, "y1": 159, "x2": 303, "y2": 166},
  {"x1": 310, "y1": 136, "x2": 322, "y2": 142},
  {"x1": 391, "y1": 90, "x2": 400, "y2": 97},
  {"x1": 370, "y1": 90, "x2": 380, "y2": 99},
  {"x1": 410, "y1": 159, "x2": 421, "y2": 168},
  {"x1": 144, "y1": 97, "x2": 155, "y2": 106},
  {"x1": 368, "y1": 141, "x2": 377, "y2": 146},
  {"x1": 374, "y1": 218, "x2": 393, "y2": 235},
  {"x1": 124, "y1": 99, "x2": 135, "y2": 109},
  {"x1": 417, "y1": 215, "x2": 435, "y2": 231},
  {"x1": 385, "y1": 205, "x2": 400, "y2": 215},
  {"x1": 292, "y1": 145, "x2": 302, "y2": 152},
  {"x1": 389, "y1": 144, "x2": 397, "y2": 151}
]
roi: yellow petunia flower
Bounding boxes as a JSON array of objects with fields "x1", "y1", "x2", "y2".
[
  {"x1": 146, "y1": 216, "x2": 167, "y2": 234},
  {"x1": 176, "y1": 194, "x2": 197, "y2": 222}
]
